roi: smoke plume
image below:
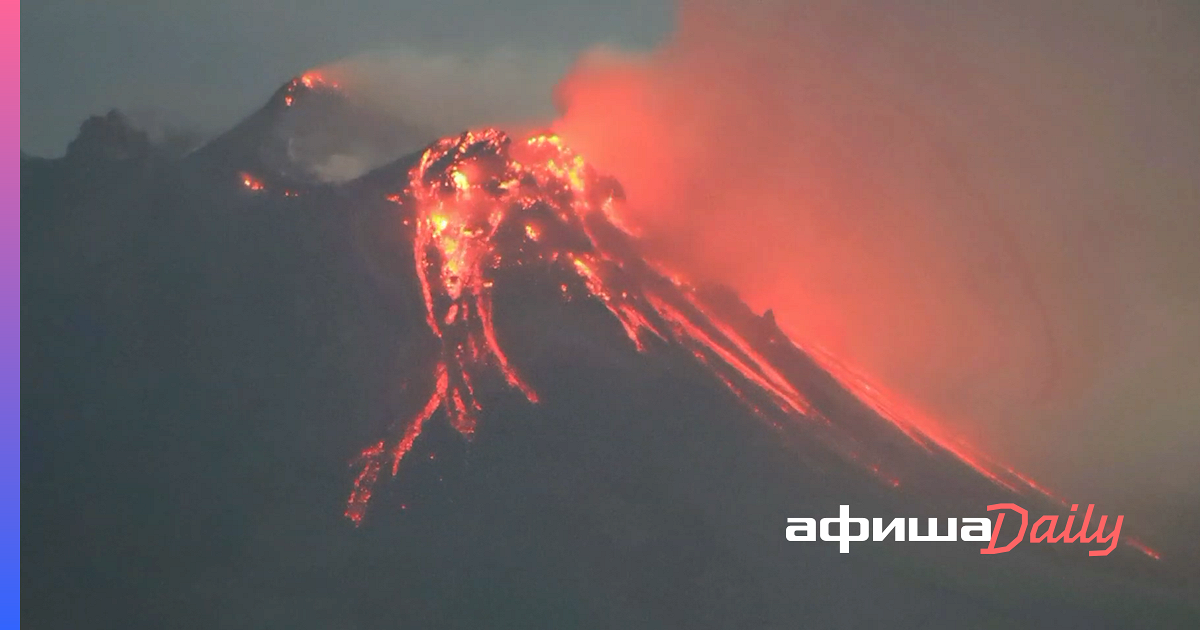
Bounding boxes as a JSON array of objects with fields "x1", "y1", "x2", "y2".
[
  {"x1": 319, "y1": 46, "x2": 572, "y2": 152},
  {"x1": 552, "y1": 0, "x2": 1200, "y2": 515}
]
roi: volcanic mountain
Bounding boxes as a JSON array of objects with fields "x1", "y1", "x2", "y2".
[
  {"x1": 193, "y1": 72, "x2": 429, "y2": 184},
  {"x1": 21, "y1": 75, "x2": 1198, "y2": 629}
]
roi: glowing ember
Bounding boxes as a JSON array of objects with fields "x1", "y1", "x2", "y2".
[
  {"x1": 1126, "y1": 538, "x2": 1163, "y2": 561},
  {"x1": 281, "y1": 71, "x2": 340, "y2": 107},
  {"x1": 239, "y1": 172, "x2": 265, "y2": 191}
]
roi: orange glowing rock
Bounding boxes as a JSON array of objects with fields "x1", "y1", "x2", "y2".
[
  {"x1": 343, "y1": 127, "x2": 1151, "y2": 564},
  {"x1": 280, "y1": 71, "x2": 341, "y2": 107},
  {"x1": 239, "y1": 172, "x2": 265, "y2": 191},
  {"x1": 346, "y1": 128, "x2": 830, "y2": 523}
]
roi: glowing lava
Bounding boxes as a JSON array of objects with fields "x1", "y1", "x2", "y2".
[
  {"x1": 340, "y1": 128, "x2": 1161, "y2": 560},
  {"x1": 346, "y1": 129, "x2": 823, "y2": 523},
  {"x1": 281, "y1": 71, "x2": 340, "y2": 107},
  {"x1": 239, "y1": 172, "x2": 265, "y2": 191},
  {"x1": 792, "y1": 339, "x2": 1162, "y2": 560}
]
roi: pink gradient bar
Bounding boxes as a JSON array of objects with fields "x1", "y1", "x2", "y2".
[{"x1": 4, "y1": 0, "x2": 21, "y2": 620}]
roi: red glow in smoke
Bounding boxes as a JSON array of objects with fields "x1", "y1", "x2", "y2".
[{"x1": 341, "y1": 128, "x2": 1161, "y2": 562}]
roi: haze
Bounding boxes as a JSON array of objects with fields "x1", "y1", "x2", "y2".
[
  {"x1": 553, "y1": 0, "x2": 1200, "y2": 524},
  {"x1": 20, "y1": 0, "x2": 671, "y2": 156},
  {"x1": 23, "y1": 0, "x2": 1200, "y2": 541}
]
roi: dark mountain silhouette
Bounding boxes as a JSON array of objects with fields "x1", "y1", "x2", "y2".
[
  {"x1": 21, "y1": 77, "x2": 1199, "y2": 629},
  {"x1": 192, "y1": 72, "x2": 429, "y2": 184},
  {"x1": 64, "y1": 110, "x2": 155, "y2": 162}
]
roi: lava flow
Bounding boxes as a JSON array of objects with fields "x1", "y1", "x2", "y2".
[
  {"x1": 345, "y1": 129, "x2": 818, "y2": 523},
  {"x1": 281, "y1": 71, "x2": 339, "y2": 107},
  {"x1": 339, "y1": 129, "x2": 1161, "y2": 561}
]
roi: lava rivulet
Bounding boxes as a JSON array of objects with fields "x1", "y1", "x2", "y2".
[
  {"x1": 340, "y1": 129, "x2": 1160, "y2": 560},
  {"x1": 346, "y1": 129, "x2": 824, "y2": 523}
]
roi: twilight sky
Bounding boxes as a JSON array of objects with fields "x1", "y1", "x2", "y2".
[{"x1": 21, "y1": 0, "x2": 672, "y2": 156}]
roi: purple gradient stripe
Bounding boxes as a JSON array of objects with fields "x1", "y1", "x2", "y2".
[{"x1": 6, "y1": 0, "x2": 21, "y2": 625}]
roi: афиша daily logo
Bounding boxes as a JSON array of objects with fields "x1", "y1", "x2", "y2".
[{"x1": 786, "y1": 504, "x2": 1124, "y2": 556}]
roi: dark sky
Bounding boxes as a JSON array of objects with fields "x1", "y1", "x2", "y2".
[{"x1": 21, "y1": 0, "x2": 672, "y2": 156}]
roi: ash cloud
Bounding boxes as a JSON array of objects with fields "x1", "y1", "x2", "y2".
[{"x1": 553, "y1": 0, "x2": 1200, "y2": 514}]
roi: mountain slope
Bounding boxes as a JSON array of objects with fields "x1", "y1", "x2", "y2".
[{"x1": 20, "y1": 82, "x2": 1198, "y2": 629}]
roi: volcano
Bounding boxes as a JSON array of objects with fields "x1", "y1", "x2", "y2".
[
  {"x1": 21, "y1": 76, "x2": 1198, "y2": 629},
  {"x1": 193, "y1": 71, "x2": 429, "y2": 185}
]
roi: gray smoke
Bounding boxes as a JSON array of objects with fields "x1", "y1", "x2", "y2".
[{"x1": 553, "y1": 0, "x2": 1200, "y2": 530}]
